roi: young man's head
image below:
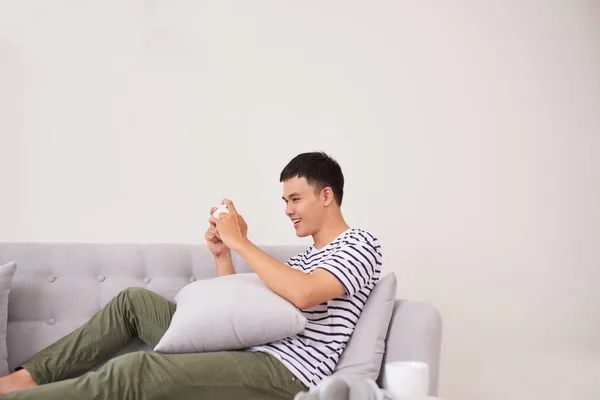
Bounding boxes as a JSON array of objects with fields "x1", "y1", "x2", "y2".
[{"x1": 280, "y1": 151, "x2": 346, "y2": 238}]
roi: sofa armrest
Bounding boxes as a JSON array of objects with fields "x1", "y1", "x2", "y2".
[{"x1": 377, "y1": 299, "x2": 443, "y2": 396}]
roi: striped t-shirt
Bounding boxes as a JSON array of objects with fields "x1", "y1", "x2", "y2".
[{"x1": 249, "y1": 228, "x2": 382, "y2": 389}]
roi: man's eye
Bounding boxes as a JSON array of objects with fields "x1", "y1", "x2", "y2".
[{"x1": 293, "y1": 198, "x2": 300, "y2": 203}]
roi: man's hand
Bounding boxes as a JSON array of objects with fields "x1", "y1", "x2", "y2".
[
  {"x1": 205, "y1": 207, "x2": 230, "y2": 257},
  {"x1": 210, "y1": 199, "x2": 248, "y2": 252}
]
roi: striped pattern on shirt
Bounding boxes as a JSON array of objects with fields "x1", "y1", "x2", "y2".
[{"x1": 249, "y1": 228, "x2": 382, "y2": 389}]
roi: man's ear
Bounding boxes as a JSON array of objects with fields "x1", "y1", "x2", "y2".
[{"x1": 321, "y1": 187, "x2": 335, "y2": 207}]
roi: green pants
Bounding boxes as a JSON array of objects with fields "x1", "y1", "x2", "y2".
[{"x1": 2, "y1": 287, "x2": 307, "y2": 400}]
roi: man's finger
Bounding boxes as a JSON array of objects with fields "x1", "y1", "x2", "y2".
[
  {"x1": 210, "y1": 207, "x2": 217, "y2": 215},
  {"x1": 208, "y1": 217, "x2": 220, "y2": 226},
  {"x1": 206, "y1": 228, "x2": 222, "y2": 241},
  {"x1": 205, "y1": 230, "x2": 216, "y2": 241},
  {"x1": 222, "y1": 198, "x2": 238, "y2": 215}
]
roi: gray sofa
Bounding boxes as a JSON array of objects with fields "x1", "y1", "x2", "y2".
[{"x1": 0, "y1": 243, "x2": 442, "y2": 396}]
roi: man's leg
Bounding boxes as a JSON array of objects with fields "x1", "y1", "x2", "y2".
[
  {"x1": 15, "y1": 287, "x2": 175, "y2": 385},
  {"x1": 1, "y1": 351, "x2": 307, "y2": 400}
]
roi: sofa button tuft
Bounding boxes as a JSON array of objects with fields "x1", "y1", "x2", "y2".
[
  {"x1": 189, "y1": 277, "x2": 196, "y2": 283},
  {"x1": 97, "y1": 275, "x2": 106, "y2": 282},
  {"x1": 48, "y1": 318, "x2": 56, "y2": 326},
  {"x1": 48, "y1": 275, "x2": 56, "y2": 283},
  {"x1": 143, "y1": 277, "x2": 151, "y2": 284}
]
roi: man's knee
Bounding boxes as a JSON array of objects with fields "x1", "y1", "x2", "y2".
[
  {"x1": 105, "y1": 287, "x2": 152, "y2": 317},
  {"x1": 121, "y1": 286, "x2": 151, "y2": 297},
  {"x1": 115, "y1": 287, "x2": 151, "y2": 304}
]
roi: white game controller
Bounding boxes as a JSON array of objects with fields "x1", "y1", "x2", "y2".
[{"x1": 212, "y1": 204, "x2": 229, "y2": 219}]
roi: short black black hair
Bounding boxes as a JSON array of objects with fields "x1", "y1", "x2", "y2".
[{"x1": 279, "y1": 151, "x2": 345, "y2": 206}]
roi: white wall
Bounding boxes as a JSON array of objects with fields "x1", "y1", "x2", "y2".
[{"x1": 1, "y1": 1, "x2": 599, "y2": 399}]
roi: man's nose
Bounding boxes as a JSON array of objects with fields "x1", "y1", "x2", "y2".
[{"x1": 285, "y1": 205, "x2": 295, "y2": 216}]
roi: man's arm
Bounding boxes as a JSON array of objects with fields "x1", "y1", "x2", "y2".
[
  {"x1": 234, "y1": 240, "x2": 345, "y2": 309},
  {"x1": 215, "y1": 251, "x2": 235, "y2": 277}
]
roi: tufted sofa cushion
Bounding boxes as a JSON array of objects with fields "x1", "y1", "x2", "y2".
[{"x1": 0, "y1": 243, "x2": 304, "y2": 372}]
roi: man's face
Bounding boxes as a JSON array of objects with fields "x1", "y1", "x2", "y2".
[{"x1": 282, "y1": 176, "x2": 324, "y2": 237}]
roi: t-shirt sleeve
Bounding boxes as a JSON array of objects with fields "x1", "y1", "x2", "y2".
[
  {"x1": 317, "y1": 239, "x2": 382, "y2": 297},
  {"x1": 285, "y1": 254, "x2": 304, "y2": 271}
]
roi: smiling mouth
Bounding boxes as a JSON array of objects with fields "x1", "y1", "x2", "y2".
[{"x1": 292, "y1": 218, "x2": 302, "y2": 225}]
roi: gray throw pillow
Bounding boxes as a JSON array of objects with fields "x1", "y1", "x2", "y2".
[
  {"x1": 0, "y1": 261, "x2": 17, "y2": 377},
  {"x1": 154, "y1": 273, "x2": 307, "y2": 353},
  {"x1": 332, "y1": 272, "x2": 397, "y2": 381}
]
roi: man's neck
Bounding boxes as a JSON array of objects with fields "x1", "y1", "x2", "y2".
[{"x1": 312, "y1": 217, "x2": 351, "y2": 250}]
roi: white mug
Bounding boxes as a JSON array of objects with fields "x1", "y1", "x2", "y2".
[{"x1": 382, "y1": 361, "x2": 429, "y2": 400}]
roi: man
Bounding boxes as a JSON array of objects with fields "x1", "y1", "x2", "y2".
[{"x1": 0, "y1": 152, "x2": 382, "y2": 399}]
